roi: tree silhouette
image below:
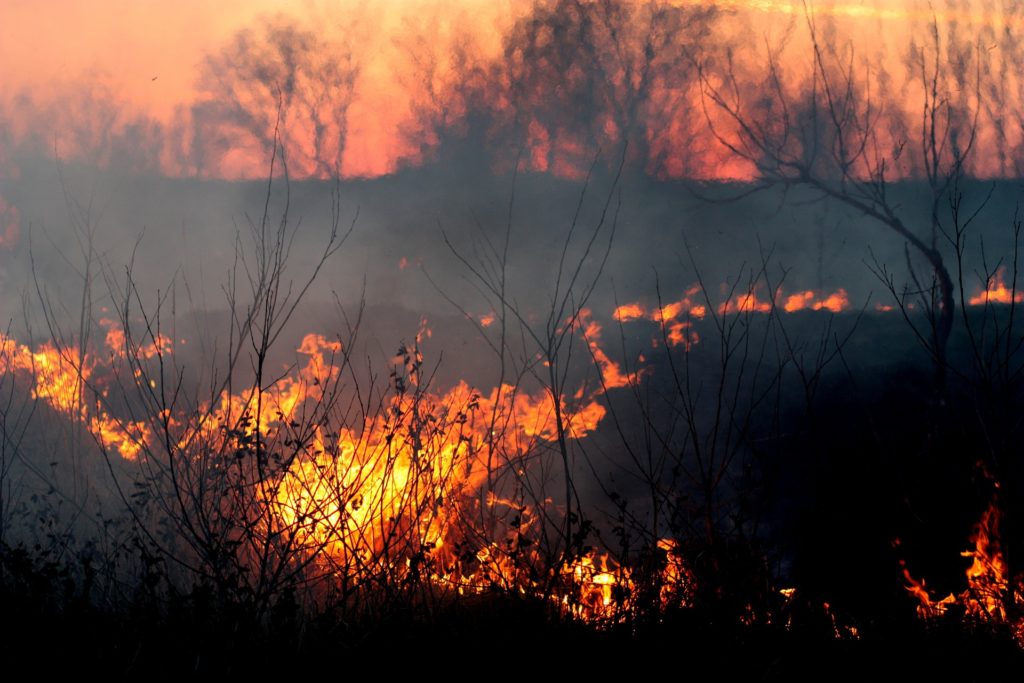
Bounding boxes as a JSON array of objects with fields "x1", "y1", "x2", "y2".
[
  {"x1": 699, "y1": 10, "x2": 984, "y2": 392},
  {"x1": 194, "y1": 16, "x2": 361, "y2": 178},
  {"x1": 403, "y1": 0, "x2": 717, "y2": 176}
]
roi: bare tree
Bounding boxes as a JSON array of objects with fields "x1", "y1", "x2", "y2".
[
  {"x1": 194, "y1": 15, "x2": 361, "y2": 179},
  {"x1": 699, "y1": 10, "x2": 983, "y2": 392},
  {"x1": 697, "y1": 6, "x2": 1024, "y2": 634},
  {"x1": 402, "y1": 0, "x2": 717, "y2": 176}
]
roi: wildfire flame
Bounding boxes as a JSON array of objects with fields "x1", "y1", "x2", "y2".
[
  {"x1": 0, "y1": 286, "x2": 875, "y2": 625},
  {"x1": 719, "y1": 288, "x2": 773, "y2": 315},
  {"x1": 0, "y1": 314, "x2": 680, "y2": 623},
  {"x1": 969, "y1": 267, "x2": 1023, "y2": 306},
  {"x1": 782, "y1": 289, "x2": 850, "y2": 313},
  {"x1": 902, "y1": 498, "x2": 1024, "y2": 643}
]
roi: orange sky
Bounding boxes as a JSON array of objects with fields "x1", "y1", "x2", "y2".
[
  {"x1": 0, "y1": 0, "x2": 285, "y2": 118},
  {"x1": 0, "y1": 1, "x2": 1015, "y2": 177},
  {"x1": 0, "y1": 0, "x2": 516, "y2": 175},
  {"x1": 0, "y1": 0, "x2": 918, "y2": 119}
]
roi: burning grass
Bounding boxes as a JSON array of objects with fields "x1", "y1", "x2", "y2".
[
  {"x1": 0, "y1": 313, "x2": 691, "y2": 626},
  {"x1": 2, "y1": 195, "x2": 1023, "y2": 668},
  {"x1": 0, "y1": 276, "x2": 876, "y2": 632},
  {"x1": 902, "y1": 492, "x2": 1024, "y2": 644}
]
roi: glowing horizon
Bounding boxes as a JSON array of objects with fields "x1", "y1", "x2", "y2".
[{"x1": 1, "y1": 1, "x2": 1020, "y2": 179}]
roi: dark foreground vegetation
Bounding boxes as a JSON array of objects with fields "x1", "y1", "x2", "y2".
[{"x1": 2, "y1": 546, "x2": 1022, "y2": 678}]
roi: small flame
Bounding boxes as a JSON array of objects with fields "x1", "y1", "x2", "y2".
[
  {"x1": 783, "y1": 289, "x2": 850, "y2": 313},
  {"x1": 100, "y1": 318, "x2": 173, "y2": 358},
  {"x1": 613, "y1": 302, "x2": 645, "y2": 322},
  {"x1": 651, "y1": 286, "x2": 706, "y2": 322},
  {"x1": 666, "y1": 321, "x2": 699, "y2": 350},
  {"x1": 719, "y1": 289, "x2": 772, "y2": 315}
]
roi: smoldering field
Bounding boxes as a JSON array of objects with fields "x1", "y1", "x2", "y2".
[{"x1": 2, "y1": 0, "x2": 1024, "y2": 674}]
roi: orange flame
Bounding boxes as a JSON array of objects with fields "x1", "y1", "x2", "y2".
[
  {"x1": 666, "y1": 321, "x2": 700, "y2": 350},
  {"x1": 579, "y1": 309, "x2": 639, "y2": 390},
  {"x1": 651, "y1": 286, "x2": 706, "y2": 322},
  {"x1": 613, "y1": 302, "x2": 645, "y2": 322},
  {"x1": 100, "y1": 318, "x2": 173, "y2": 358},
  {"x1": 0, "y1": 302, "x2": 721, "y2": 624},
  {"x1": 969, "y1": 267, "x2": 1023, "y2": 306},
  {"x1": 902, "y1": 499, "x2": 1024, "y2": 643},
  {"x1": 783, "y1": 289, "x2": 850, "y2": 313},
  {"x1": 719, "y1": 289, "x2": 772, "y2": 315},
  {"x1": 0, "y1": 333, "x2": 153, "y2": 460}
]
